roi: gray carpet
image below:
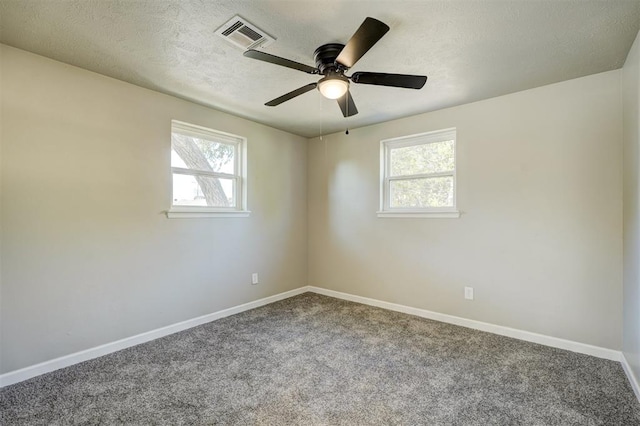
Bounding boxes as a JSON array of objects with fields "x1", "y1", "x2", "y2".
[{"x1": 1, "y1": 293, "x2": 639, "y2": 425}]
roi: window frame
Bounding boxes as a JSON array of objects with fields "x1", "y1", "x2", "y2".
[
  {"x1": 378, "y1": 128, "x2": 460, "y2": 218},
  {"x1": 167, "y1": 120, "x2": 249, "y2": 219}
]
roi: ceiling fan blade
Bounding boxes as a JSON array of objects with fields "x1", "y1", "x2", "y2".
[
  {"x1": 351, "y1": 72, "x2": 427, "y2": 89},
  {"x1": 244, "y1": 49, "x2": 318, "y2": 74},
  {"x1": 337, "y1": 90, "x2": 358, "y2": 117},
  {"x1": 265, "y1": 83, "x2": 318, "y2": 106},
  {"x1": 336, "y1": 17, "x2": 390, "y2": 69}
]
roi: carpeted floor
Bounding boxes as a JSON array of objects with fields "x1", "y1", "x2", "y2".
[{"x1": 1, "y1": 292, "x2": 639, "y2": 425}]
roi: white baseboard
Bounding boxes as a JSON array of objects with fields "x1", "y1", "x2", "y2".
[
  {"x1": 1, "y1": 285, "x2": 629, "y2": 393},
  {"x1": 0, "y1": 286, "x2": 309, "y2": 388},
  {"x1": 307, "y1": 286, "x2": 622, "y2": 362},
  {"x1": 621, "y1": 353, "x2": 640, "y2": 402}
]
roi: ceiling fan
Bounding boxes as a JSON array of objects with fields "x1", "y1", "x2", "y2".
[{"x1": 243, "y1": 17, "x2": 427, "y2": 117}]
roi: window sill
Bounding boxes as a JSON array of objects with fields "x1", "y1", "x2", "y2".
[
  {"x1": 166, "y1": 208, "x2": 251, "y2": 219},
  {"x1": 377, "y1": 210, "x2": 460, "y2": 219}
]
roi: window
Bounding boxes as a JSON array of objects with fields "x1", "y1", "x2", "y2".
[
  {"x1": 167, "y1": 120, "x2": 248, "y2": 218},
  {"x1": 379, "y1": 128, "x2": 459, "y2": 218}
]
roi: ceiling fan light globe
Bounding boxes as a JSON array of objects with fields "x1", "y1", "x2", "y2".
[{"x1": 318, "y1": 78, "x2": 349, "y2": 99}]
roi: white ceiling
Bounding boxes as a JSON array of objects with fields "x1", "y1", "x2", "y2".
[{"x1": 1, "y1": 0, "x2": 639, "y2": 138}]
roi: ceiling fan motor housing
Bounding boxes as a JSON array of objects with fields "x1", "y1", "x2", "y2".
[{"x1": 314, "y1": 43, "x2": 346, "y2": 74}]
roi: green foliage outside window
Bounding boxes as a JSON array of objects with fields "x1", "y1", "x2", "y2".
[{"x1": 389, "y1": 140, "x2": 454, "y2": 208}]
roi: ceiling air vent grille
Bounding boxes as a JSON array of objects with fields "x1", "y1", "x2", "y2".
[{"x1": 215, "y1": 15, "x2": 275, "y2": 50}]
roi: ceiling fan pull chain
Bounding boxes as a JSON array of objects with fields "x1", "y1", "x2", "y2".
[
  {"x1": 320, "y1": 91, "x2": 324, "y2": 140},
  {"x1": 345, "y1": 91, "x2": 350, "y2": 135}
]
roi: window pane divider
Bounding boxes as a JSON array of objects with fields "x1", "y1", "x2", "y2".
[
  {"x1": 388, "y1": 171, "x2": 454, "y2": 181},
  {"x1": 171, "y1": 167, "x2": 237, "y2": 180}
]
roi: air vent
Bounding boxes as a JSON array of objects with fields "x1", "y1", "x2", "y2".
[{"x1": 215, "y1": 15, "x2": 275, "y2": 51}]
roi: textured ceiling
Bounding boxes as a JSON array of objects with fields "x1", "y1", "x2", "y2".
[{"x1": 1, "y1": 0, "x2": 639, "y2": 137}]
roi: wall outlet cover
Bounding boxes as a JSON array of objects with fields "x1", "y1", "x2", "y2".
[{"x1": 464, "y1": 287, "x2": 474, "y2": 300}]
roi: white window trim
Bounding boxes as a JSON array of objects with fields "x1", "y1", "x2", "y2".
[
  {"x1": 166, "y1": 207, "x2": 250, "y2": 219},
  {"x1": 378, "y1": 128, "x2": 460, "y2": 218},
  {"x1": 167, "y1": 120, "x2": 249, "y2": 219}
]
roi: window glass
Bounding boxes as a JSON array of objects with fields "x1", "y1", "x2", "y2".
[
  {"x1": 172, "y1": 173, "x2": 235, "y2": 207},
  {"x1": 171, "y1": 134, "x2": 235, "y2": 174},
  {"x1": 390, "y1": 177, "x2": 454, "y2": 208},
  {"x1": 169, "y1": 121, "x2": 246, "y2": 215},
  {"x1": 380, "y1": 128, "x2": 457, "y2": 215},
  {"x1": 390, "y1": 140, "x2": 454, "y2": 176}
]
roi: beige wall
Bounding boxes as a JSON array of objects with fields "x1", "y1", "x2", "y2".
[
  {"x1": 308, "y1": 70, "x2": 623, "y2": 349},
  {"x1": 0, "y1": 45, "x2": 308, "y2": 373},
  {"x1": 0, "y1": 41, "x2": 630, "y2": 376},
  {"x1": 623, "y1": 30, "x2": 640, "y2": 382}
]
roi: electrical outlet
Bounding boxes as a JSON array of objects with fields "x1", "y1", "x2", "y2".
[
  {"x1": 464, "y1": 287, "x2": 474, "y2": 300},
  {"x1": 252, "y1": 273, "x2": 259, "y2": 285}
]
